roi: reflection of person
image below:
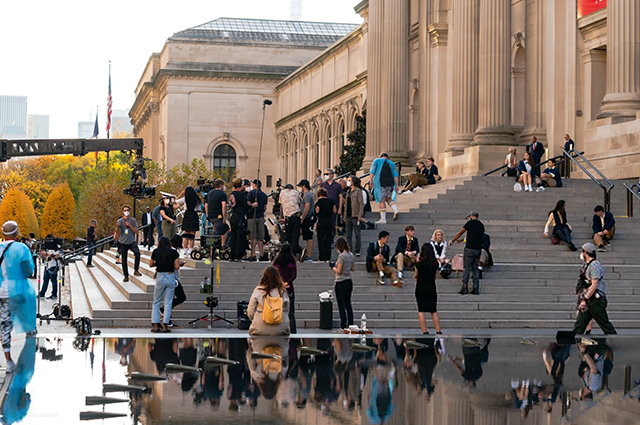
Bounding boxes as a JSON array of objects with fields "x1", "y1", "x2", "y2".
[
  {"x1": 541, "y1": 342, "x2": 570, "y2": 413},
  {"x1": 366, "y1": 364, "x2": 396, "y2": 424},
  {"x1": 448, "y1": 338, "x2": 490, "y2": 388},
  {"x1": 0, "y1": 221, "x2": 36, "y2": 374},
  {"x1": 246, "y1": 337, "x2": 289, "y2": 400},
  {"x1": 2, "y1": 337, "x2": 36, "y2": 423},
  {"x1": 577, "y1": 343, "x2": 613, "y2": 400},
  {"x1": 404, "y1": 337, "x2": 441, "y2": 400},
  {"x1": 148, "y1": 338, "x2": 179, "y2": 373}
]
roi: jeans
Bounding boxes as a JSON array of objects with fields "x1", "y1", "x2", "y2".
[
  {"x1": 462, "y1": 248, "x2": 482, "y2": 292},
  {"x1": 317, "y1": 221, "x2": 333, "y2": 261},
  {"x1": 573, "y1": 298, "x2": 617, "y2": 335},
  {"x1": 285, "y1": 215, "x2": 301, "y2": 255},
  {"x1": 118, "y1": 242, "x2": 141, "y2": 278},
  {"x1": 345, "y1": 217, "x2": 361, "y2": 254},
  {"x1": 554, "y1": 226, "x2": 573, "y2": 247},
  {"x1": 39, "y1": 269, "x2": 58, "y2": 298},
  {"x1": 156, "y1": 221, "x2": 163, "y2": 239},
  {"x1": 151, "y1": 272, "x2": 176, "y2": 324},
  {"x1": 143, "y1": 225, "x2": 154, "y2": 247},
  {"x1": 335, "y1": 279, "x2": 354, "y2": 329},
  {"x1": 229, "y1": 214, "x2": 247, "y2": 260},
  {"x1": 86, "y1": 242, "x2": 95, "y2": 266},
  {"x1": 288, "y1": 291, "x2": 297, "y2": 333}
]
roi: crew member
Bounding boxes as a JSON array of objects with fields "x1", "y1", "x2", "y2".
[{"x1": 114, "y1": 205, "x2": 142, "y2": 282}]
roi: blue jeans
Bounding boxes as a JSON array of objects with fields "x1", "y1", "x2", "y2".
[
  {"x1": 156, "y1": 222, "x2": 163, "y2": 239},
  {"x1": 151, "y1": 272, "x2": 176, "y2": 324},
  {"x1": 39, "y1": 269, "x2": 58, "y2": 298},
  {"x1": 87, "y1": 242, "x2": 95, "y2": 266}
]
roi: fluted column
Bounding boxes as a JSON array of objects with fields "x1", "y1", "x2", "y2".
[
  {"x1": 473, "y1": 0, "x2": 514, "y2": 145},
  {"x1": 473, "y1": 407, "x2": 507, "y2": 425},
  {"x1": 598, "y1": 0, "x2": 640, "y2": 119},
  {"x1": 444, "y1": 385, "x2": 474, "y2": 424},
  {"x1": 363, "y1": 0, "x2": 384, "y2": 168},
  {"x1": 381, "y1": 0, "x2": 409, "y2": 160},
  {"x1": 449, "y1": 0, "x2": 480, "y2": 152},
  {"x1": 520, "y1": 0, "x2": 546, "y2": 145}
]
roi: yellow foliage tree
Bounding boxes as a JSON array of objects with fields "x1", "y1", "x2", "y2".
[
  {"x1": 0, "y1": 187, "x2": 40, "y2": 237},
  {"x1": 41, "y1": 183, "x2": 76, "y2": 240}
]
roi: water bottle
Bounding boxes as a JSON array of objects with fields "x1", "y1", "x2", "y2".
[
  {"x1": 360, "y1": 313, "x2": 367, "y2": 331},
  {"x1": 200, "y1": 277, "x2": 210, "y2": 294}
]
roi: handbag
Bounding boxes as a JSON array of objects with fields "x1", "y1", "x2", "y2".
[{"x1": 451, "y1": 254, "x2": 464, "y2": 271}]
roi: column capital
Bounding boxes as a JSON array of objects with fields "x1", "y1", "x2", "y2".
[{"x1": 427, "y1": 23, "x2": 448, "y2": 47}]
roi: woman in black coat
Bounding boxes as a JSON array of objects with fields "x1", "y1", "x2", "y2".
[{"x1": 412, "y1": 243, "x2": 442, "y2": 335}]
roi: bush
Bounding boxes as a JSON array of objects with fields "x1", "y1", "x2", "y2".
[
  {"x1": 41, "y1": 183, "x2": 76, "y2": 240},
  {"x1": 0, "y1": 188, "x2": 40, "y2": 237}
]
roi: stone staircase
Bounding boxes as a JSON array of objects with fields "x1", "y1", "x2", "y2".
[{"x1": 68, "y1": 175, "x2": 640, "y2": 330}]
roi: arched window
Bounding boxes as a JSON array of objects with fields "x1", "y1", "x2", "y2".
[{"x1": 213, "y1": 143, "x2": 236, "y2": 179}]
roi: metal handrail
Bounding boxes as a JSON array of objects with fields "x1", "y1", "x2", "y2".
[
  {"x1": 336, "y1": 161, "x2": 401, "y2": 180},
  {"x1": 482, "y1": 152, "x2": 584, "y2": 177},
  {"x1": 624, "y1": 182, "x2": 640, "y2": 217},
  {"x1": 562, "y1": 148, "x2": 615, "y2": 212}
]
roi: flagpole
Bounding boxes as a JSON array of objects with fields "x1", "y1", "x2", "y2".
[{"x1": 106, "y1": 61, "x2": 111, "y2": 165}]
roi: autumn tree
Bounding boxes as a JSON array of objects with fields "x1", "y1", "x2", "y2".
[
  {"x1": 41, "y1": 183, "x2": 76, "y2": 240},
  {"x1": 0, "y1": 188, "x2": 40, "y2": 237}
]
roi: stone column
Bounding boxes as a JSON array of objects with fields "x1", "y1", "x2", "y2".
[
  {"x1": 520, "y1": 0, "x2": 546, "y2": 145},
  {"x1": 448, "y1": 0, "x2": 480, "y2": 152},
  {"x1": 473, "y1": 407, "x2": 507, "y2": 425},
  {"x1": 444, "y1": 385, "x2": 474, "y2": 424},
  {"x1": 363, "y1": 0, "x2": 384, "y2": 169},
  {"x1": 598, "y1": 0, "x2": 640, "y2": 119},
  {"x1": 381, "y1": 0, "x2": 409, "y2": 162},
  {"x1": 473, "y1": 0, "x2": 514, "y2": 145}
]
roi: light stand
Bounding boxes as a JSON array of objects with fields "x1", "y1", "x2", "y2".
[
  {"x1": 188, "y1": 262, "x2": 233, "y2": 329},
  {"x1": 253, "y1": 99, "x2": 272, "y2": 258}
]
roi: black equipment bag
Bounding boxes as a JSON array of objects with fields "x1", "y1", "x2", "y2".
[
  {"x1": 237, "y1": 301, "x2": 251, "y2": 330},
  {"x1": 52, "y1": 303, "x2": 71, "y2": 318},
  {"x1": 319, "y1": 300, "x2": 333, "y2": 330}
]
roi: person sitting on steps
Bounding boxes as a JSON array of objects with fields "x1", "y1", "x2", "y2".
[
  {"x1": 366, "y1": 230, "x2": 397, "y2": 286},
  {"x1": 543, "y1": 200, "x2": 577, "y2": 251},
  {"x1": 592, "y1": 205, "x2": 615, "y2": 252},
  {"x1": 402, "y1": 157, "x2": 440, "y2": 194},
  {"x1": 392, "y1": 225, "x2": 419, "y2": 288},
  {"x1": 537, "y1": 158, "x2": 562, "y2": 191},
  {"x1": 517, "y1": 152, "x2": 534, "y2": 192}
]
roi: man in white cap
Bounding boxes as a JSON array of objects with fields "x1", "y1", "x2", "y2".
[{"x1": 0, "y1": 221, "x2": 36, "y2": 373}]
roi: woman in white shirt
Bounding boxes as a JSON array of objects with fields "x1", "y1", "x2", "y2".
[
  {"x1": 430, "y1": 229, "x2": 448, "y2": 266},
  {"x1": 517, "y1": 152, "x2": 534, "y2": 192}
]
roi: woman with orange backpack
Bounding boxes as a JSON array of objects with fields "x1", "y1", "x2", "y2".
[{"x1": 247, "y1": 266, "x2": 290, "y2": 336}]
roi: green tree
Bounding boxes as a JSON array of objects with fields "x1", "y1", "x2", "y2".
[
  {"x1": 41, "y1": 183, "x2": 76, "y2": 240},
  {"x1": 335, "y1": 111, "x2": 366, "y2": 175}
]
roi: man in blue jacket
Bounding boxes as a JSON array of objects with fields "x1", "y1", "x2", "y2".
[
  {"x1": 592, "y1": 205, "x2": 615, "y2": 252},
  {"x1": 369, "y1": 153, "x2": 400, "y2": 224}
]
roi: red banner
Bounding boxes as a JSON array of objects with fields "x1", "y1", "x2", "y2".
[{"x1": 578, "y1": 0, "x2": 606, "y2": 19}]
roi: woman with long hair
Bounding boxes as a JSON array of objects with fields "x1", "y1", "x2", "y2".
[
  {"x1": 149, "y1": 236, "x2": 181, "y2": 332},
  {"x1": 333, "y1": 237, "x2": 355, "y2": 329},
  {"x1": 343, "y1": 176, "x2": 364, "y2": 257},
  {"x1": 272, "y1": 243, "x2": 297, "y2": 333},
  {"x1": 247, "y1": 266, "x2": 290, "y2": 335},
  {"x1": 517, "y1": 152, "x2": 534, "y2": 192},
  {"x1": 412, "y1": 242, "x2": 442, "y2": 334},
  {"x1": 181, "y1": 186, "x2": 201, "y2": 257},
  {"x1": 543, "y1": 200, "x2": 577, "y2": 251}
]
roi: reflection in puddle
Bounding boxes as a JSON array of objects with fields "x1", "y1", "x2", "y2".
[{"x1": 4, "y1": 335, "x2": 640, "y2": 424}]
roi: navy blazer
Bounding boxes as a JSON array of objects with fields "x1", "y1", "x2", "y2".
[
  {"x1": 530, "y1": 142, "x2": 545, "y2": 161},
  {"x1": 366, "y1": 241, "x2": 390, "y2": 271},
  {"x1": 563, "y1": 139, "x2": 575, "y2": 152},
  {"x1": 394, "y1": 235, "x2": 419, "y2": 256},
  {"x1": 592, "y1": 212, "x2": 615, "y2": 234},
  {"x1": 517, "y1": 160, "x2": 532, "y2": 176}
]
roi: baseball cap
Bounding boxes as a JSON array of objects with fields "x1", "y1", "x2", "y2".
[
  {"x1": 465, "y1": 211, "x2": 479, "y2": 219},
  {"x1": 242, "y1": 179, "x2": 251, "y2": 186},
  {"x1": 582, "y1": 243, "x2": 597, "y2": 254},
  {"x1": 1, "y1": 221, "x2": 18, "y2": 236}
]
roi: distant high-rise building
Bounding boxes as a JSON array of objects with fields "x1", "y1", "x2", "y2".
[
  {"x1": 0, "y1": 95, "x2": 28, "y2": 139},
  {"x1": 27, "y1": 115, "x2": 49, "y2": 139},
  {"x1": 111, "y1": 109, "x2": 133, "y2": 136},
  {"x1": 290, "y1": 0, "x2": 302, "y2": 20},
  {"x1": 78, "y1": 121, "x2": 94, "y2": 138}
]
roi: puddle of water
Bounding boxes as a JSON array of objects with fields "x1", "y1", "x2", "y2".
[{"x1": 4, "y1": 336, "x2": 640, "y2": 424}]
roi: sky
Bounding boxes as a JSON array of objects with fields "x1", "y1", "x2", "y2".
[{"x1": 0, "y1": 0, "x2": 362, "y2": 138}]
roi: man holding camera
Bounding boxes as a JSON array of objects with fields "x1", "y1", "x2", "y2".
[
  {"x1": 38, "y1": 234, "x2": 62, "y2": 299},
  {"x1": 114, "y1": 205, "x2": 142, "y2": 282},
  {"x1": 573, "y1": 243, "x2": 616, "y2": 335}
]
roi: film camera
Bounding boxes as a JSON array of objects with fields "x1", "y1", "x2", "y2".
[
  {"x1": 124, "y1": 155, "x2": 156, "y2": 199},
  {"x1": 197, "y1": 177, "x2": 215, "y2": 196}
]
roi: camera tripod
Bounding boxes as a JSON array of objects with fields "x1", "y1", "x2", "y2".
[{"x1": 187, "y1": 262, "x2": 234, "y2": 329}]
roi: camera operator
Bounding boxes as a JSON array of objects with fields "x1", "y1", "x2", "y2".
[
  {"x1": 38, "y1": 237, "x2": 62, "y2": 299},
  {"x1": 114, "y1": 205, "x2": 142, "y2": 283},
  {"x1": 228, "y1": 178, "x2": 250, "y2": 261},
  {"x1": 205, "y1": 179, "x2": 228, "y2": 245},
  {"x1": 86, "y1": 219, "x2": 97, "y2": 267}
]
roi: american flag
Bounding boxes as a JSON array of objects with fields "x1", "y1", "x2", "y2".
[{"x1": 106, "y1": 65, "x2": 112, "y2": 138}]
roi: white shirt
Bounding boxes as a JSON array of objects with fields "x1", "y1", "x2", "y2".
[{"x1": 430, "y1": 240, "x2": 447, "y2": 261}]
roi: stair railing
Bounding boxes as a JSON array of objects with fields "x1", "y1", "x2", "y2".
[
  {"x1": 562, "y1": 148, "x2": 614, "y2": 212},
  {"x1": 63, "y1": 223, "x2": 159, "y2": 262},
  {"x1": 481, "y1": 152, "x2": 583, "y2": 177},
  {"x1": 624, "y1": 182, "x2": 640, "y2": 217}
]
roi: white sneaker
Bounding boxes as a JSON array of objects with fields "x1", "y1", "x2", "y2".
[
  {"x1": 398, "y1": 271, "x2": 403, "y2": 280},
  {"x1": 375, "y1": 219, "x2": 387, "y2": 225},
  {"x1": 536, "y1": 186, "x2": 545, "y2": 192},
  {"x1": 402, "y1": 190, "x2": 412, "y2": 195},
  {"x1": 6, "y1": 360, "x2": 15, "y2": 374}
]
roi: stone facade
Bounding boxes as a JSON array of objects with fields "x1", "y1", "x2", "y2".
[{"x1": 276, "y1": 0, "x2": 640, "y2": 181}]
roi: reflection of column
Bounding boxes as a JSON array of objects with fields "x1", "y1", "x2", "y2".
[
  {"x1": 449, "y1": 0, "x2": 479, "y2": 152},
  {"x1": 520, "y1": 0, "x2": 546, "y2": 144},
  {"x1": 473, "y1": 407, "x2": 507, "y2": 425},
  {"x1": 382, "y1": 0, "x2": 409, "y2": 158},
  {"x1": 473, "y1": 0, "x2": 514, "y2": 145},
  {"x1": 444, "y1": 385, "x2": 475, "y2": 424},
  {"x1": 598, "y1": 0, "x2": 640, "y2": 119},
  {"x1": 364, "y1": 0, "x2": 384, "y2": 168}
]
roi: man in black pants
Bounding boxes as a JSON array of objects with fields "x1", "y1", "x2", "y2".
[
  {"x1": 573, "y1": 243, "x2": 616, "y2": 335},
  {"x1": 530, "y1": 136, "x2": 545, "y2": 179},
  {"x1": 279, "y1": 184, "x2": 302, "y2": 256},
  {"x1": 141, "y1": 206, "x2": 154, "y2": 249},
  {"x1": 450, "y1": 211, "x2": 485, "y2": 295},
  {"x1": 114, "y1": 205, "x2": 142, "y2": 282},
  {"x1": 228, "y1": 178, "x2": 249, "y2": 261}
]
